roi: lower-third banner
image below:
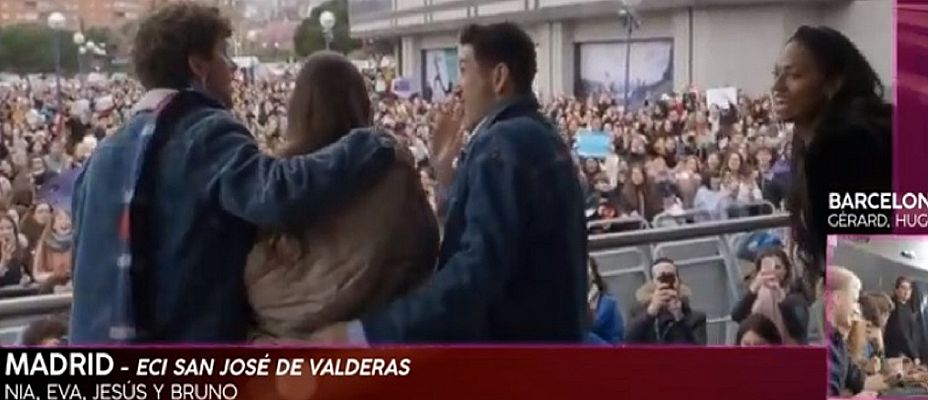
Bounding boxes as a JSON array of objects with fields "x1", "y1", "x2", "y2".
[{"x1": 1, "y1": 347, "x2": 825, "y2": 400}]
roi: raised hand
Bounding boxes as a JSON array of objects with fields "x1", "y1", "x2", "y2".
[
  {"x1": 647, "y1": 287, "x2": 675, "y2": 317},
  {"x1": 430, "y1": 101, "x2": 466, "y2": 188},
  {"x1": 0, "y1": 238, "x2": 14, "y2": 265}
]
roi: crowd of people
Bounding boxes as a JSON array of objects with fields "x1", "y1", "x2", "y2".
[
  {"x1": 0, "y1": 67, "x2": 809, "y2": 347},
  {"x1": 0, "y1": 2, "x2": 892, "y2": 350},
  {"x1": 228, "y1": 66, "x2": 795, "y2": 235},
  {"x1": 0, "y1": 76, "x2": 141, "y2": 296},
  {"x1": 827, "y1": 266, "x2": 928, "y2": 398}
]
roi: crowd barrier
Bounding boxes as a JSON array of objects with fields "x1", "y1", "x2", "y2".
[
  {"x1": 0, "y1": 293, "x2": 71, "y2": 344},
  {"x1": 589, "y1": 213, "x2": 789, "y2": 345},
  {"x1": 588, "y1": 215, "x2": 651, "y2": 230},
  {"x1": 0, "y1": 214, "x2": 790, "y2": 345},
  {"x1": 651, "y1": 200, "x2": 778, "y2": 228}
]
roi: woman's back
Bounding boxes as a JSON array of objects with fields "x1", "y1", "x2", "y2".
[
  {"x1": 245, "y1": 161, "x2": 439, "y2": 341},
  {"x1": 242, "y1": 51, "x2": 440, "y2": 342}
]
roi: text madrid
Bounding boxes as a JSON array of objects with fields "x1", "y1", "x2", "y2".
[{"x1": 4, "y1": 352, "x2": 412, "y2": 377}]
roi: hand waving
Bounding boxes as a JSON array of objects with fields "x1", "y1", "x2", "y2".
[{"x1": 430, "y1": 101, "x2": 466, "y2": 188}]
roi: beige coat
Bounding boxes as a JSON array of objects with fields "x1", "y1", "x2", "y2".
[{"x1": 245, "y1": 164, "x2": 439, "y2": 342}]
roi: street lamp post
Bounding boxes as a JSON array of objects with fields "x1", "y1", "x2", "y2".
[
  {"x1": 86, "y1": 41, "x2": 105, "y2": 72},
  {"x1": 319, "y1": 11, "x2": 336, "y2": 51},
  {"x1": 73, "y1": 31, "x2": 85, "y2": 74},
  {"x1": 619, "y1": 0, "x2": 641, "y2": 109},
  {"x1": 47, "y1": 12, "x2": 66, "y2": 116},
  {"x1": 246, "y1": 30, "x2": 258, "y2": 55}
]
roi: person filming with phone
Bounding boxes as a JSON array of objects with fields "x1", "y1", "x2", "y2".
[
  {"x1": 626, "y1": 258, "x2": 707, "y2": 345},
  {"x1": 731, "y1": 249, "x2": 810, "y2": 344}
]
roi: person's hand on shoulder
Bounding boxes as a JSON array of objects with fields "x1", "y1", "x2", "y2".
[
  {"x1": 384, "y1": 131, "x2": 415, "y2": 168},
  {"x1": 863, "y1": 374, "x2": 888, "y2": 393},
  {"x1": 310, "y1": 322, "x2": 349, "y2": 344}
]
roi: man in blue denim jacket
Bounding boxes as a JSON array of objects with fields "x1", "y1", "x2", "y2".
[
  {"x1": 69, "y1": 4, "x2": 399, "y2": 344},
  {"x1": 325, "y1": 23, "x2": 588, "y2": 343}
]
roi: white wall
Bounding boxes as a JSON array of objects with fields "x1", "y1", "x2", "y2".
[
  {"x1": 821, "y1": 0, "x2": 893, "y2": 95},
  {"x1": 397, "y1": 0, "x2": 891, "y2": 99},
  {"x1": 690, "y1": 4, "x2": 793, "y2": 95}
]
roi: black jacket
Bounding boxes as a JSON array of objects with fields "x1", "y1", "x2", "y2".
[
  {"x1": 0, "y1": 261, "x2": 24, "y2": 288},
  {"x1": 829, "y1": 330, "x2": 864, "y2": 397},
  {"x1": 758, "y1": 170, "x2": 789, "y2": 208},
  {"x1": 885, "y1": 298, "x2": 922, "y2": 360},
  {"x1": 798, "y1": 101, "x2": 892, "y2": 281},
  {"x1": 731, "y1": 286, "x2": 810, "y2": 344},
  {"x1": 626, "y1": 283, "x2": 707, "y2": 345},
  {"x1": 908, "y1": 281, "x2": 928, "y2": 362}
]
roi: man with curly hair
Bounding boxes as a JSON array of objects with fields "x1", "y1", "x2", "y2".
[{"x1": 70, "y1": 2, "x2": 404, "y2": 344}]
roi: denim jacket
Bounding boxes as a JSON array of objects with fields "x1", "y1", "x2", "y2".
[
  {"x1": 70, "y1": 89, "x2": 395, "y2": 344},
  {"x1": 359, "y1": 95, "x2": 589, "y2": 342}
]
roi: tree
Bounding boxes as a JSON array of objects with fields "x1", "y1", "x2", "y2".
[
  {"x1": 293, "y1": 0, "x2": 361, "y2": 57},
  {"x1": 0, "y1": 24, "x2": 79, "y2": 74}
]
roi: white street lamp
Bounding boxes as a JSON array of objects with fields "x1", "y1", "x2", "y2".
[
  {"x1": 47, "y1": 12, "x2": 66, "y2": 30},
  {"x1": 245, "y1": 30, "x2": 259, "y2": 55},
  {"x1": 319, "y1": 10, "x2": 336, "y2": 51},
  {"x1": 319, "y1": 10, "x2": 336, "y2": 31},
  {"x1": 73, "y1": 32, "x2": 85, "y2": 45},
  {"x1": 47, "y1": 12, "x2": 66, "y2": 114},
  {"x1": 79, "y1": 47, "x2": 87, "y2": 55}
]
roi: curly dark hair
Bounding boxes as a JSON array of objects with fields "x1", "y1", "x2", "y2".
[
  {"x1": 20, "y1": 315, "x2": 68, "y2": 345},
  {"x1": 736, "y1": 313, "x2": 783, "y2": 345},
  {"x1": 132, "y1": 2, "x2": 233, "y2": 90}
]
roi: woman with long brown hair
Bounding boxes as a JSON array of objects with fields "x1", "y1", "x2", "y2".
[
  {"x1": 20, "y1": 201, "x2": 52, "y2": 251},
  {"x1": 619, "y1": 164, "x2": 661, "y2": 221},
  {"x1": 244, "y1": 52, "x2": 439, "y2": 342},
  {"x1": 730, "y1": 248, "x2": 810, "y2": 344},
  {"x1": 0, "y1": 214, "x2": 30, "y2": 288},
  {"x1": 31, "y1": 208, "x2": 73, "y2": 290}
]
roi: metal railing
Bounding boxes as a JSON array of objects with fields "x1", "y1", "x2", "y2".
[
  {"x1": 589, "y1": 213, "x2": 790, "y2": 345},
  {"x1": 0, "y1": 214, "x2": 791, "y2": 345},
  {"x1": 0, "y1": 293, "x2": 72, "y2": 319},
  {"x1": 650, "y1": 200, "x2": 778, "y2": 228},
  {"x1": 589, "y1": 214, "x2": 788, "y2": 251},
  {"x1": 587, "y1": 215, "x2": 651, "y2": 231}
]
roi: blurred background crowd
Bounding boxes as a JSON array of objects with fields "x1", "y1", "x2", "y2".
[{"x1": 0, "y1": 57, "x2": 802, "y2": 348}]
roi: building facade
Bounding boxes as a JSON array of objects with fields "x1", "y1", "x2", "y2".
[
  {"x1": 348, "y1": 0, "x2": 892, "y2": 101},
  {"x1": 0, "y1": 0, "x2": 144, "y2": 29},
  {"x1": 0, "y1": 0, "x2": 245, "y2": 30}
]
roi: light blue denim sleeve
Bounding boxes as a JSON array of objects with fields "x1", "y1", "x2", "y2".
[{"x1": 347, "y1": 320, "x2": 369, "y2": 346}]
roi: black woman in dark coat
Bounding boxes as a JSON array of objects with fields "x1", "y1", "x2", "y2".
[{"x1": 773, "y1": 26, "x2": 892, "y2": 286}]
